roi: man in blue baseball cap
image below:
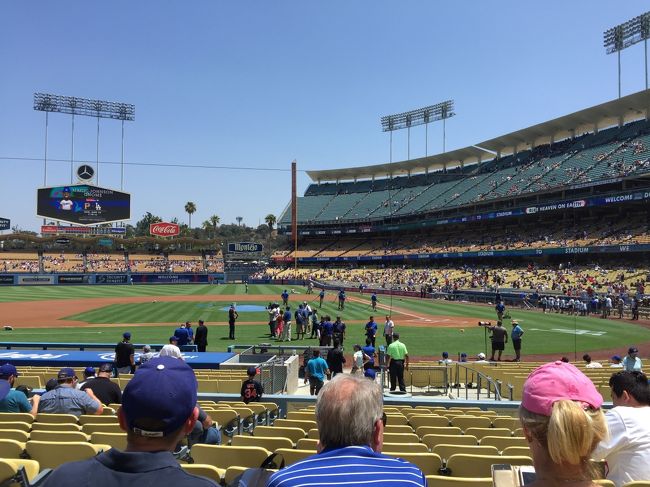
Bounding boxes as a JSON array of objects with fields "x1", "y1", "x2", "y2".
[
  {"x1": 43, "y1": 357, "x2": 216, "y2": 486},
  {"x1": 0, "y1": 364, "x2": 39, "y2": 414},
  {"x1": 38, "y1": 367, "x2": 102, "y2": 416}
]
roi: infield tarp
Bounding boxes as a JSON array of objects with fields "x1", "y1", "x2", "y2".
[{"x1": 0, "y1": 349, "x2": 235, "y2": 369}]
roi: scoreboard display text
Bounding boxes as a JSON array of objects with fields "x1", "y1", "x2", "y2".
[{"x1": 37, "y1": 184, "x2": 130, "y2": 225}]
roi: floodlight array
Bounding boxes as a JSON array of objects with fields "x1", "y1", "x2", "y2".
[
  {"x1": 33, "y1": 93, "x2": 135, "y2": 121},
  {"x1": 604, "y1": 12, "x2": 650, "y2": 54},
  {"x1": 381, "y1": 100, "x2": 455, "y2": 132}
]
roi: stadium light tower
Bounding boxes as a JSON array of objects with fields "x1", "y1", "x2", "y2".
[
  {"x1": 603, "y1": 12, "x2": 650, "y2": 98},
  {"x1": 33, "y1": 93, "x2": 135, "y2": 188},
  {"x1": 380, "y1": 100, "x2": 455, "y2": 163}
]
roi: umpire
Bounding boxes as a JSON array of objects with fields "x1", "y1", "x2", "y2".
[{"x1": 386, "y1": 333, "x2": 409, "y2": 392}]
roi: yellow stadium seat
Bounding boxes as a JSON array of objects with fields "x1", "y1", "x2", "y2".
[
  {"x1": 0, "y1": 413, "x2": 34, "y2": 424},
  {"x1": 432, "y1": 444, "x2": 499, "y2": 461},
  {"x1": 422, "y1": 434, "x2": 478, "y2": 450},
  {"x1": 384, "y1": 414, "x2": 409, "y2": 426},
  {"x1": 190, "y1": 445, "x2": 270, "y2": 470},
  {"x1": 425, "y1": 475, "x2": 493, "y2": 487},
  {"x1": 409, "y1": 415, "x2": 450, "y2": 429},
  {"x1": 307, "y1": 428, "x2": 319, "y2": 439},
  {"x1": 209, "y1": 409, "x2": 240, "y2": 437},
  {"x1": 79, "y1": 415, "x2": 119, "y2": 425},
  {"x1": 295, "y1": 438, "x2": 319, "y2": 450},
  {"x1": 274, "y1": 448, "x2": 314, "y2": 466},
  {"x1": 81, "y1": 423, "x2": 123, "y2": 435},
  {"x1": 384, "y1": 425, "x2": 415, "y2": 434},
  {"x1": 273, "y1": 419, "x2": 317, "y2": 431},
  {"x1": 25, "y1": 440, "x2": 104, "y2": 469},
  {"x1": 446, "y1": 454, "x2": 532, "y2": 477},
  {"x1": 0, "y1": 439, "x2": 25, "y2": 459},
  {"x1": 464, "y1": 427, "x2": 512, "y2": 440},
  {"x1": 35, "y1": 413, "x2": 79, "y2": 424},
  {"x1": 0, "y1": 429, "x2": 29, "y2": 442},
  {"x1": 502, "y1": 446, "x2": 532, "y2": 456},
  {"x1": 31, "y1": 422, "x2": 82, "y2": 432},
  {"x1": 491, "y1": 417, "x2": 521, "y2": 430},
  {"x1": 386, "y1": 452, "x2": 442, "y2": 476},
  {"x1": 223, "y1": 466, "x2": 278, "y2": 486},
  {"x1": 0, "y1": 459, "x2": 41, "y2": 487},
  {"x1": 231, "y1": 435, "x2": 293, "y2": 451},
  {"x1": 14, "y1": 376, "x2": 42, "y2": 389},
  {"x1": 594, "y1": 481, "x2": 615, "y2": 487},
  {"x1": 621, "y1": 483, "x2": 650, "y2": 487},
  {"x1": 480, "y1": 436, "x2": 528, "y2": 450},
  {"x1": 29, "y1": 430, "x2": 90, "y2": 442},
  {"x1": 416, "y1": 426, "x2": 462, "y2": 438},
  {"x1": 181, "y1": 464, "x2": 225, "y2": 483},
  {"x1": 254, "y1": 426, "x2": 306, "y2": 444},
  {"x1": 382, "y1": 442, "x2": 429, "y2": 454},
  {"x1": 286, "y1": 411, "x2": 316, "y2": 421},
  {"x1": 382, "y1": 432, "x2": 420, "y2": 444},
  {"x1": 90, "y1": 432, "x2": 128, "y2": 450},
  {"x1": 450, "y1": 416, "x2": 492, "y2": 430}
]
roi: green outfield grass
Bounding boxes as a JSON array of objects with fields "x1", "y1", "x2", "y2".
[{"x1": 0, "y1": 284, "x2": 648, "y2": 358}]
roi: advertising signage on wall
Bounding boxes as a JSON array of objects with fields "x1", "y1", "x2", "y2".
[{"x1": 227, "y1": 242, "x2": 263, "y2": 253}]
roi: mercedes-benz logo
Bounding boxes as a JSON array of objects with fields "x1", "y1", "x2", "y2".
[{"x1": 77, "y1": 165, "x2": 95, "y2": 181}]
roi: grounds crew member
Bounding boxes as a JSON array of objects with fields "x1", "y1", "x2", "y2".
[
  {"x1": 115, "y1": 331, "x2": 135, "y2": 375},
  {"x1": 386, "y1": 333, "x2": 409, "y2": 392},
  {"x1": 511, "y1": 320, "x2": 524, "y2": 362}
]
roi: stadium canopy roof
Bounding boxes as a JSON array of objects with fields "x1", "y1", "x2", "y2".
[{"x1": 307, "y1": 88, "x2": 650, "y2": 183}]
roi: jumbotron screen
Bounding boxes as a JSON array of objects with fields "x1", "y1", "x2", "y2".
[{"x1": 37, "y1": 184, "x2": 131, "y2": 225}]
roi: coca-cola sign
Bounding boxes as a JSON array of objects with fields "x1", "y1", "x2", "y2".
[{"x1": 150, "y1": 222, "x2": 180, "y2": 237}]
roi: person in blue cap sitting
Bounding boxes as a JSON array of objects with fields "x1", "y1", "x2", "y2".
[
  {"x1": 0, "y1": 364, "x2": 40, "y2": 414},
  {"x1": 38, "y1": 368, "x2": 103, "y2": 416},
  {"x1": 43, "y1": 357, "x2": 216, "y2": 486}
]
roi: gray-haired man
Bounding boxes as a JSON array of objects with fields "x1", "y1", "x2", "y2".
[{"x1": 266, "y1": 374, "x2": 426, "y2": 487}]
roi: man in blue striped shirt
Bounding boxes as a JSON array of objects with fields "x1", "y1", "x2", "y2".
[{"x1": 266, "y1": 374, "x2": 427, "y2": 487}]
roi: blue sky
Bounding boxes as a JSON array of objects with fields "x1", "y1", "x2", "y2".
[{"x1": 1, "y1": 1, "x2": 648, "y2": 232}]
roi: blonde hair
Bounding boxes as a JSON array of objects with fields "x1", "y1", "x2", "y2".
[{"x1": 519, "y1": 400, "x2": 607, "y2": 469}]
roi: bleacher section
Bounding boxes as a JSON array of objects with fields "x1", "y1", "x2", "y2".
[{"x1": 280, "y1": 119, "x2": 650, "y2": 225}]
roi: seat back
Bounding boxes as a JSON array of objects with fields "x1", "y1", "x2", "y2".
[
  {"x1": 464, "y1": 428, "x2": 511, "y2": 440},
  {"x1": 274, "y1": 448, "x2": 314, "y2": 466},
  {"x1": 409, "y1": 415, "x2": 450, "y2": 429},
  {"x1": 0, "y1": 429, "x2": 29, "y2": 442},
  {"x1": 31, "y1": 422, "x2": 82, "y2": 432},
  {"x1": 181, "y1": 464, "x2": 224, "y2": 483},
  {"x1": 425, "y1": 475, "x2": 493, "y2": 487},
  {"x1": 25, "y1": 440, "x2": 101, "y2": 469},
  {"x1": 35, "y1": 413, "x2": 79, "y2": 424},
  {"x1": 480, "y1": 436, "x2": 528, "y2": 450},
  {"x1": 432, "y1": 444, "x2": 499, "y2": 461},
  {"x1": 190, "y1": 445, "x2": 270, "y2": 470},
  {"x1": 416, "y1": 426, "x2": 462, "y2": 438},
  {"x1": 385, "y1": 452, "x2": 442, "y2": 476},
  {"x1": 382, "y1": 432, "x2": 420, "y2": 443},
  {"x1": 231, "y1": 435, "x2": 293, "y2": 451},
  {"x1": 0, "y1": 413, "x2": 34, "y2": 424},
  {"x1": 90, "y1": 432, "x2": 128, "y2": 450},
  {"x1": 422, "y1": 434, "x2": 478, "y2": 450},
  {"x1": 382, "y1": 442, "x2": 429, "y2": 454},
  {"x1": 29, "y1": 430, "x2": 89, "y2": 442},
  {"x1": 81, "y1": 423, "x2": 123, "y2": 435},
  {"x1": 254, "y1": 426, "x2": 306, "y2": 443},
  {"x1": 295, "y1": 438, "x2": 319, "y2": 450},
  {"x1": 0, "y1": 439, "x2": 26, "y2": 459},
  {"x1": 79, "y1": 415, "x2": 119, "y2": 425},
  {"x1": 446, "y1": 454, "x2": 532, "y2": 477}
]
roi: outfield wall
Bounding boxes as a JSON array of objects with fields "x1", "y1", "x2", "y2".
[{"x1": 0, "y1": 272, "x2": 225, "y2": 286}]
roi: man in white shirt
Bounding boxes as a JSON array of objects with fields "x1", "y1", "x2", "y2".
[
  {"x1": 158, "y1": 336, "x2": 183, "y2": 360},
  {"x1": 583, "y1": 354, "x2": 603, "y2": 368},
  {"x1": 593, "y1": 371, "x2": 650, "y2": 487},
  {"x1": 383, "y1": 315, "x2": 394, "y2": 345}
]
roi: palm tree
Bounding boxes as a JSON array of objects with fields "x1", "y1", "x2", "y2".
[
  {"x1": 236, "y1": 216, "x2": 243, "y2": 226},
  {"x1": 184, "y1": 202, "x2": 197, "y2": 229},
  {"x1": 209, "y1": 214, "x2": 220, "y2": 238},
  {"x1": 265, "y1": 214, "x2": 276, "y2": 255}
]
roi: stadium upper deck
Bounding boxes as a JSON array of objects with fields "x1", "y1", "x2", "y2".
[{"x1": 279, "y1": 89, "x2": 650, "y2": 229}]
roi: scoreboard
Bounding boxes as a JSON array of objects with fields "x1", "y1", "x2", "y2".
[{"x1": 37, "y1": 184, "x2": 130, "y2": 225}]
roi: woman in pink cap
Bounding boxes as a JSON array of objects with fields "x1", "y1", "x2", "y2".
[{"x1": 519, "y1": 361, "x2": 607, "y2": 487}]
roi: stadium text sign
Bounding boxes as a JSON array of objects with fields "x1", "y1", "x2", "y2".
[
  {"x1": 41, "y1": 225, "x2": 126, "y2": 235},
  {"x1": 228, "y1": 242, "x2": 263, "y2": 253},
  {"x1": 0, "y1": 218, "x2": 9, "y2": 230},
  {"x1": 150, "y1": 222, "x2": 180, "y2": 237}
]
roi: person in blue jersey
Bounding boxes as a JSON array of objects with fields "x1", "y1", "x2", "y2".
[
  {"x1": 510, "y1": 320, "x2": 524, "y2": 362},
  {"x1": 365, "y1": 315, "x2": 378, "y2": 348},
  {"x1": 174, "y1": 324, "x2": 190, "y2": 347},
  {"x1": 318, "y1": 289, "x2": 325, "y2": 308},
  {"x1": 266, "y1": 374, "x2": 426, "y2": 487},
  {"x1": 371, "y1": 292, "x2": 378, "y2": 311},
  {"x1": 281, "y1": 289, "x2": 289, "y2": 306}
]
